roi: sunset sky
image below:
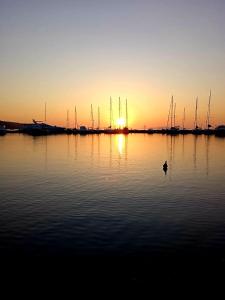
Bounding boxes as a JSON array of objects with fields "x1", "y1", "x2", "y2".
[{"x1": 0, "y1": 0, "x2": 225, "y2": 128}]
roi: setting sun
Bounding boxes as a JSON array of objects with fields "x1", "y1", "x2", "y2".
[{"x1": 116, "y1": 118, "x2": 126, "y2": 128}]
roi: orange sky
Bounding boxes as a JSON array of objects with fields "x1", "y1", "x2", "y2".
[{"x1": 1, "y1": 84, "x2": 225, "y2": 129}]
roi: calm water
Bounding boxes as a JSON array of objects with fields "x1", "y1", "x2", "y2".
[{"x1": 0, "y1": 133, "x2": 225, "y2": 257}]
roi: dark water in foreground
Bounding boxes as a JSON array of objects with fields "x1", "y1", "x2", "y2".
[{"x1": 0, "y1": 133, "x2": 225, "y2": 258}]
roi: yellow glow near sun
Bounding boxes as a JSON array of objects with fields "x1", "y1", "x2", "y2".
[{"x1": 116, "y1": 118, "x2": 125, "y2": 128}]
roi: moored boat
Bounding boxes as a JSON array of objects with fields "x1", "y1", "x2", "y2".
[
  {"x1": 215, "y1": 125, "x2": 225, "y2": 137},
  {"x1": 22, "y1": 120, "x2": 65, "y2": 135},
  {"x1": 192, "y1": 126, "x2": 203, "y2": 135},
  {"x1": 166, "y1": 126, "x2": 180, "y2": 135}
]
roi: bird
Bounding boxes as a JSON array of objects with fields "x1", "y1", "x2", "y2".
[{"x1": 163, "y1": 161, "x2": 168, "y2": 170}]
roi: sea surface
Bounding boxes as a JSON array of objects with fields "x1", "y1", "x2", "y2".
[{"x1": 0, "y1": 133, "x2": 225, "y2": 258}]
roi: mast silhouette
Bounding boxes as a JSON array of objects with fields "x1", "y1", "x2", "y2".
[
  {"x1": 195, "y1": 97, "x2": 198, "y2": 129},
  {"x1": 126, "y1": 99, "x2": 128, "y2": 128},
  {"x1": 206, "y1": 89, "x2": 212, "y2": 129},
  {"x1": 91, "y1": 104, "x2": 94, "y2": 129},
  {"x1": 118, "y1": 97, "x2": 121, "y2": 129},
  {"x1": 166, "y1": 99, "x2": 172, "y2": 129},
  {"x1": 173, "y1": 102, "x2": 176, "y2": 128},
  {"x1": 98, "y1": 106, "x2": 100, "y2": 130},
  {"x1": 67, "y1": 110, "x2": 69, "y2": 129},
  {"x1": 182, "y1": 107, "x2": 186, "y2": 130},
  {"x1": 109, "y1": 97, "x2": 112, "y2": 128},
  {"x1": 74, "y1": 106, "x2": 77, "y2": 129},
  {"x1": 170, "y1": 96, "x2": 174, "y2": 129}
]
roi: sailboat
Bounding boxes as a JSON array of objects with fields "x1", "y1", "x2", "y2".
[
  {"x1": 104, "y1": 97, "x2": 116, "y2": 134},
  {"x1": 89, "y1": 104, "x2": 96, "y2": 133},
  {"x1": 166, "y1": 96, "x2": 179, "y2": 134},
  {"x1": 73, "y1": 106, "x2": 79, "y2": 134},
  {"x1": 79, "y1": 104, "x2": 96, "y2": 135},
  {"x1": 22, "y1": 119, "x2": 65, "y2": 135},
  {"x1": 66, "y1": 110, "x2": 73, "y2": 134},
  {"x1": 121, "y1": 99, "x2": 129, "y2": 134},
  {"x1": 22, "y1": 103, "x2": 65, "y2": 135},
  {"x1": 215, "y1": 124, "x2": 225, "y2": 136},
  {"x1": 192, "y1": 97, "x2": 203, "y2": 135},
  {"x1": 95, "y1": 106, "x2": 102, "y2": 134},
  {"x1": 113, "y1": 97, "x2": 129, "y2": 134},
  {"x1": 204, "y1": 90, "x2": 213, "y2": 135},
  {"x1": 180, "y1": 107, "x2": 189, "y2": 134}
]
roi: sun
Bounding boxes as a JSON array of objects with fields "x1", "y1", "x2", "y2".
[{"x1": 116, "y1": 117, "x2": 125, "y2": 128}]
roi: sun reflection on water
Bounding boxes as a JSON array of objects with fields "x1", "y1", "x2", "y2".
[{"x1": 117, "y1": 134, "x2": 125, "y2": 156}]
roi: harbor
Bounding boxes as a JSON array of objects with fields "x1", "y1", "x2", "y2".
[
  {"x1": 1, "y1": 93, "x2": 225, "y2": 137},
  {"x1": 1, "y1": 122, "x2": 225, "y2": 136}
]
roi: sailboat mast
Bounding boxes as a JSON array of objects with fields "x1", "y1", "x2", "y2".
[
  {"x1": 207, "y1": 89, "x2": 211, "y2": 129},
  {"x1": 91, "y1": 104, "x2": 94, "y2": 129},
  {"x1": 110, "y1": 97, "x2": 112, "y2": 128},
  {"x1": 44, "y1": 102, "x2": 47, "y2": 122},
  {"x1": 182, "y1": 107, "x2": 186, "y2": 130},
  {"x1": 67, "y1": 110, "x2": 69, "y2": 129},
  {"x1": 195, "y1": 97, "x2": 198, "y2": 129},
  {"x1": 173, "y1": 102, "x2": 176, "y2": 127},
  {"x1": 118, "y1": 97, "x2": 121, "y2": 129},
  {"x1": 98, "y1": 106, "x2": 100, "y2": 129},
  {"x1": 74, "y1": 106, "x2": 77, "y2": 129},
  {"x1": 126, "y1": 99, "x2": 128, "y2": 128},
  {"x1": 171, "y1": 96, "x2": 174, "y2": 129},
  {"x1": 166, "y1": 99, "x2": 172, "y2": 129}
]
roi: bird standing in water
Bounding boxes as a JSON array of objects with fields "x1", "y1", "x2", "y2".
[{"x1": 163, "y1": 161, "x2": 168, "y2": 171}]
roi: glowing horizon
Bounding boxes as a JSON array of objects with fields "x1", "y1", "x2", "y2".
[{"x1": 1, "y1": 93, "x2": 224, "y2": 130}]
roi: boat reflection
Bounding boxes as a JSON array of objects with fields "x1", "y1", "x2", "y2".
[
  {"x1": 74, "y1": 134, "x2": 78, "y2": 160},
  {"x1": 193, "y1": 135, "x2": 198, "y2": 170},
  {"x1": 165, "y1": 134, "x2": 212, "y2": 176},
  {"x1": 30, "y1": 134, "x2": 214, "y2": 177},
  {"x1": 166, "y1": 134, "x2": 177, "y2": 172},
  {"x1": 205, "y1": 135, "x2": 211, "y2": 176}
]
